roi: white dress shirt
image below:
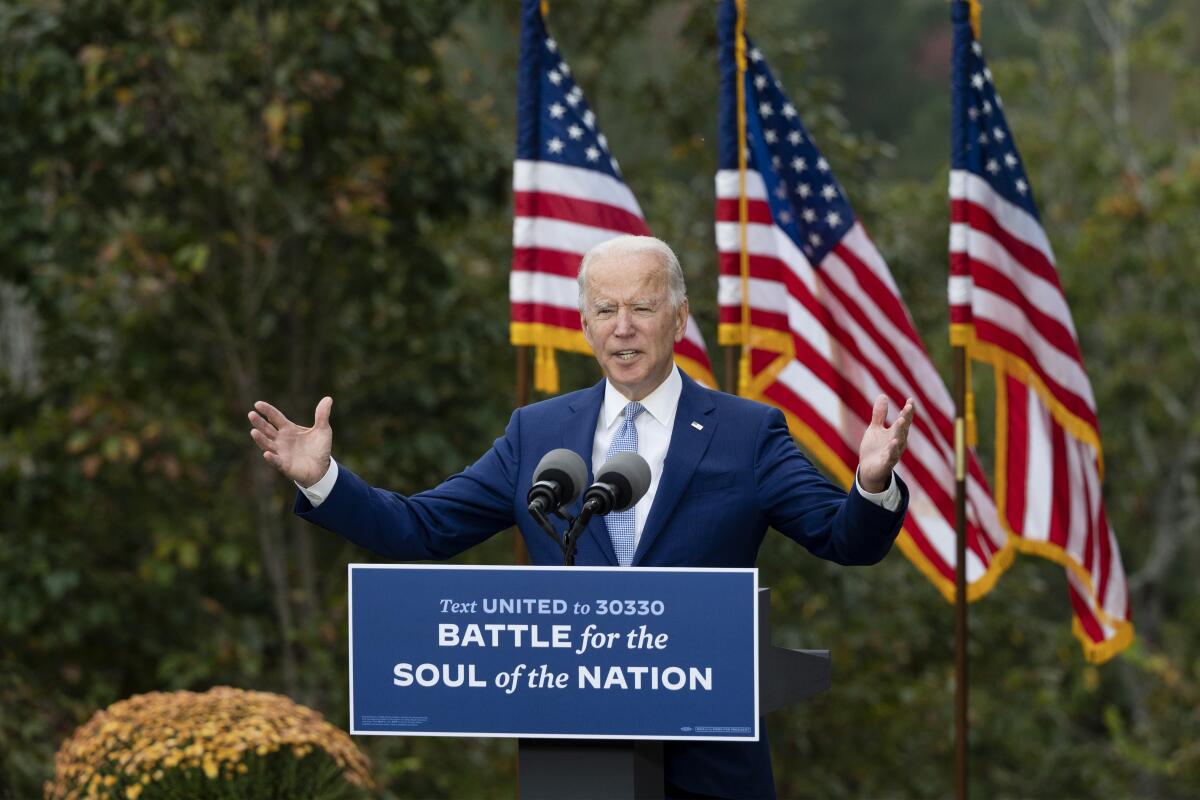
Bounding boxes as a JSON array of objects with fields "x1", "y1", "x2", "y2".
[
  {"x1": 299, "y1": 366, "x2": 901, "y2": 525},
  {"x1": 591, "y1": 365, "x2": 683, "y2": 552}
]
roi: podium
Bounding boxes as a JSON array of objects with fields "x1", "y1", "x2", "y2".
[
  {"x1": 517, "y1": 588, "x2": 830, "y2": 800},
  {"x1": 348, "y1": 565, "x2": 829, "y2": 800}
]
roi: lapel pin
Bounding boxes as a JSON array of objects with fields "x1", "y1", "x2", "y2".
[{"x1": 691, "y1": 421, "x2": 704, "y2": 431}]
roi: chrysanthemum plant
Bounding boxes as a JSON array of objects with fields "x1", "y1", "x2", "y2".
[{"x1": 46, "y1": 686, "x2": 373, "y2": 800}]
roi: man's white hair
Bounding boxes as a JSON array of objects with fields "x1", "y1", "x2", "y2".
[{"x1": 577, "y1": 235, "x2": 688, "y2": 312}]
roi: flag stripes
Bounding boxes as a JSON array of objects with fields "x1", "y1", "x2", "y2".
[{"x1": 950, "y1": 176, "x2": 1099, "y2": 435}]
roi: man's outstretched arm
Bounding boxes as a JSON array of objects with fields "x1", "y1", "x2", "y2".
[{"x1": 249, "y1": 395, "x2": 521, "y2": 561}]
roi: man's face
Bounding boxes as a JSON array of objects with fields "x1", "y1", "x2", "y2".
[{"x1": 580, "y1": 251, "x2": 688, "y2": 401}]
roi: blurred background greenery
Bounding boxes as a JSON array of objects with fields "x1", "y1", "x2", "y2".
[{"x1": 2, "y1": 1, "x2": 1197, "y2": 797}]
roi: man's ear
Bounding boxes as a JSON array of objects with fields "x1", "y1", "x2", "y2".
[{"x1": 674, "y1": 298, "x2": 689, "y2": 342}]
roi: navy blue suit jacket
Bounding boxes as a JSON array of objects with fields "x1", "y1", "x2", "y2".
[{"x1": 297, "y1": 371, "x2": 908, "y2": 798}]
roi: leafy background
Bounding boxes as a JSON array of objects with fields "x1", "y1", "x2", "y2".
[{"x1": 2, "y1": 1, "x2": 1197, "y2": 797}]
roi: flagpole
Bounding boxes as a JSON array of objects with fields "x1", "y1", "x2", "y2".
[
  {"x1": 734, "y1": 0, "x2": 751, "y2": 397},
  {"x1": 514, "y1": 346, "x2": 531, "y2": 565},
  {"x1": 953, "y1": 343, "x2": 969, "y2": 800},
  {"x1": 954, "y1": 6, "x2": 983, "y2": 798}
]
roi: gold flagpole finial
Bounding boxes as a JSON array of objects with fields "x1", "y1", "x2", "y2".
[{"x1": 968, "y1": 0, "x2": 982, "y2": 40}]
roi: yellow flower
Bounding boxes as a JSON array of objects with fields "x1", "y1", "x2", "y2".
[{"x1": 48, "y1": 686, "x2": 374, "y2": 797}]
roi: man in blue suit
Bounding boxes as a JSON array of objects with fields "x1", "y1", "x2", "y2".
[{"x1": 249, "y1": 235, "x2": 913, "y2": 799}]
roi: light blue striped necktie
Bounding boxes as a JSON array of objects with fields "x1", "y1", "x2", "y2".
[{"x1": 604, "y1": 401, "x2": 645, "y2": 567}]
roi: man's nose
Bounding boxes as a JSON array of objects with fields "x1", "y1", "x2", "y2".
[{"x1": 613, "y1": 308, "x2": 636, "y2": 335}]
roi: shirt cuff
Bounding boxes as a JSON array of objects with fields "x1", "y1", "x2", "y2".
[
  {"x1": 854, "y1": 469, "x2": 901, "y2": 512},
  {"x1": 297, "y1": 458, "x2": 339, "y2": 507}
]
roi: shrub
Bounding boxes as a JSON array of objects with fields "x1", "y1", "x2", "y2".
[{"x1": 45, "y1": 686, "x2": 372, "y2": 800}]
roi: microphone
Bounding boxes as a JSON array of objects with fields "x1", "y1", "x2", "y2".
[
  {"x1": 527, "y1": 449, "x2": 588, "y2": 516},
  {"x1": 583, "y1": 453, "x2": 652, "y2": 516}
]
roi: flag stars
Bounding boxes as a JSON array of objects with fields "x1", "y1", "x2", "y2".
[
  {"x1": 1004, "y1": 152, "x2": 1019, "y2": 169},
  {"x1": 821, "y1": 183, "x2": 838, "y2": 201},
  {"x1": 774, "y1": 183, "x2": 788, "y2": 200},
  {"x1": 825, "y1": 211, "x2": 842, "y2": 227},
  {"x1": 972, "y1": 41, "x2": 983, "y2": 56},
  {"x1": 979, "y1": 131, "x2": 988, "y2": 144},
  {"x1": 817, "y1": 157, "x2": 830, "y2": 172},
  {"x1": 792, "y1": 157, "x2": 807, "y2": 172},
  {"x1": 808, "y1": 232, "x2": 822, "y2": 246},
  {"x1": 559, "y1": 61, "x2": 571, "y2": 76},
  {"x1": 982, "y1": 99, "x2": 993, "y2": 115},
  {"x1": 754, "y1": 74, "x2": 768, "y2": 90},
  {"x1": 547, "y1": 137, "x2": 565, "y2": 154},
  {"x1": 567, "y1": 124, "x2": 583, "y2": 140},
  {"x1": 548, "y1": 70, "x2": 563, "y2": 85},
  {"x1": 583, "y1": 110, "x2": 596, "y2": 129},
  {"x1": 802, "y1": 208, "x2": 817, "y2": 223},
  {"x1": 972, "y1": 72, "x2": 985, "y2": 90},
  {"x1": 983, "y1": 67, "x2": 993, "y2": 83},
  {"x1": 749, "y1": 47, "x2": 763, "y2": 62},
  {"x1": 1015, "y1": 178, "x2": 1028, "y2": 195},
  {"x1": 986, "y1": 159, "x2": 1000, "y2": 174},
  {"x1": 788, "y1": 130, "x2": 803, "y2": 145},
  {"x1": 796, "y1": 183, "x2": 812, "y2": 198},
  {"x1": 759, "y1": 101, "x2": 774, "y2": 117},
  {"x1": 968, "y1": 106, "x2": 979, "y2": 121},
  {"x1": 993, "y1": 126, "x2": 1006, "y2": 141},
  {"x1": 597, "y1": 133, "x2": 608, "y2": 150},
  {"x1": 548, "y1": 103, "x2": 566, "y2": 119},
  {"x1": 546, "y1": 37, "x2": 558, "y2": 52},
  {"x1": 585, "y1": 146, "x2": 601, "y2": 162},
  {"x1": 772, "y1": 155, "x2": 782, "y2": 168},
  {"x1": 566, "y1": 87, "x2": 582, "y2": 107},
  {"x1": 782, "y1": 103, "x2": 797, "y2": 118},
  {"x1": 778, "y1": 210, "x2": 792, "y2": 224},
  {"x1": 765, "y1": 129, "x2": 778, "y2": 144},
  {"x1": 610, "y1": 157, "x2": 620, "y2": 173}
]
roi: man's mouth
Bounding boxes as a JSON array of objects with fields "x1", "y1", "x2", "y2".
[{"x1": 614, "y1": 350, "x2": 640, "y2": 361}]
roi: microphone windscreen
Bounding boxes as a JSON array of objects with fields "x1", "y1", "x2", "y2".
[
  {"x1": 533, "y1": 448, "x2": 588, "y2": 505},
  {"x1": 595, "y1": 452, "x2": 652, "y2": 511}
]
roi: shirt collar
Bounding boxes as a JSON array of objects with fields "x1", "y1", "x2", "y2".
[{"x1": 602, "y1": 365, "x2": 682, "y2": 431}]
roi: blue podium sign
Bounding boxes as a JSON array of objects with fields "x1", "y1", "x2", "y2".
[{"x1": 349, "y1": 564, "x2": 759, "y2": 741}]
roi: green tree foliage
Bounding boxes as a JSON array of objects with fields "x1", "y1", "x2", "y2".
[
  {"x1": 1, "y1": 1, "x2": 515, "y2": 795},
  {"x1": 2, "y1": 0, "x2": 1197, "y2": 797}
]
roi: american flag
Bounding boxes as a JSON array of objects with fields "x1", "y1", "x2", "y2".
[
  {"x1": 511, "y1": 0, "x2": 716, "y2": 394},
  {"x1": 715, "y1": 0, "x2": 1012, "y2": 602},
  {"x1": 949, "y1": 1, "x2": 1132, "y2": 661}
]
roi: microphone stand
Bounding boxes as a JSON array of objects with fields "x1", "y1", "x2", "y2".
[
  {"x1": 528, "y1": 500, "x2": 603, "y2": 567},
  {"x1": 561, "y1": 500, "x2": 604, "y2": 567}
]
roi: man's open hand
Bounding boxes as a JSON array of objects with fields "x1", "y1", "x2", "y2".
[
  {"x1": 857, "y1": 395, "x2": 914, "y2": 493},
  {"x1": 248, "y1": 396, "x2": 333, "y2": 488}
]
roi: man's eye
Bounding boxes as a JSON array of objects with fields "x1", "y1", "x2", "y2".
[
  {"x1": 595, "y1": 309, "x2": 614, "y2": 319},
  {"x1": 634, "y1": 306, "x2": 655, "y2": 315}
]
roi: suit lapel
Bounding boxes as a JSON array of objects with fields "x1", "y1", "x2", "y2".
[
  {"x1": 563, "y1": 381, "x2": 619, "y2": 566},
  {"x1": 633, "y1": 373, "x2": 717, "y2": 565}
]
